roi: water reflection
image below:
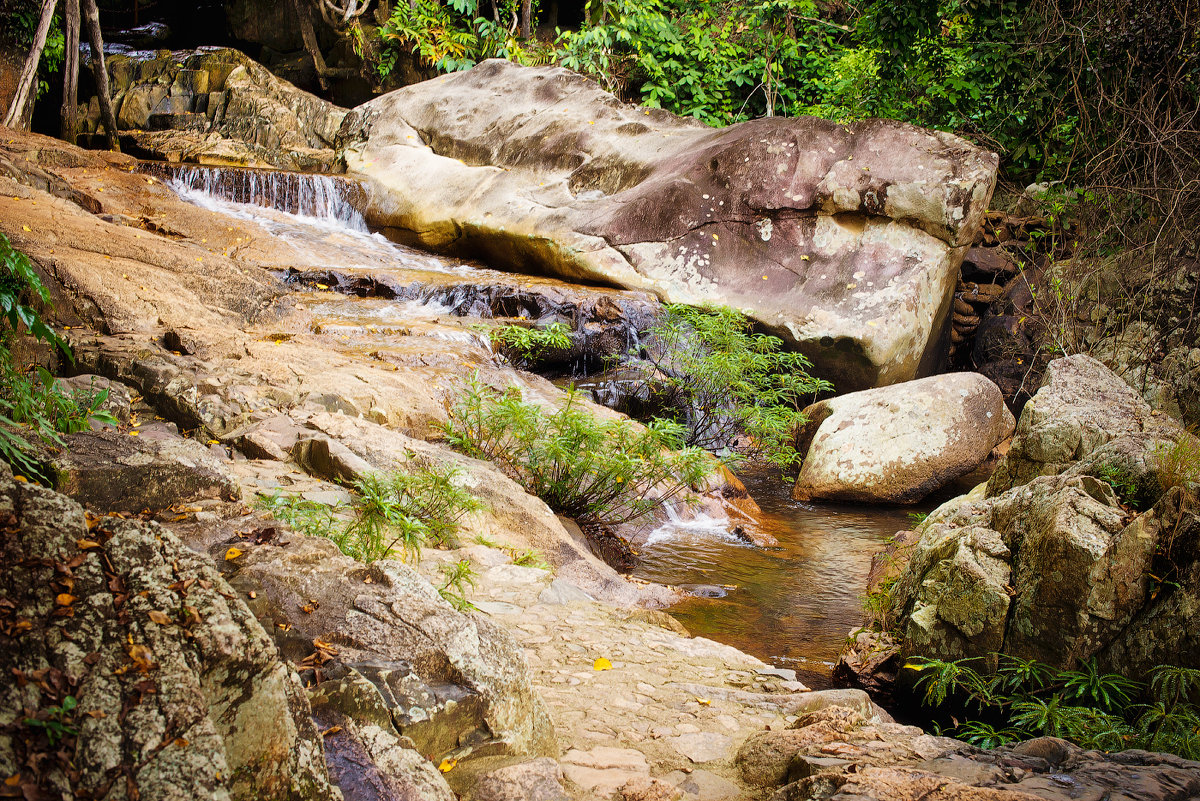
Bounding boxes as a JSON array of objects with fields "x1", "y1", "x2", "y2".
[{"x1": 632, "y1": 465, "x2": 928, "y2": 688}]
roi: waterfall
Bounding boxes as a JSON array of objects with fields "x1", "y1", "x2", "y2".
[{"x1": 144, "y1": 163, "x2": 368, "y2": 231}]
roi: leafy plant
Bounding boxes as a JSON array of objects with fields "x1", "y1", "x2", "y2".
[
  {"x1": 1, "y1": 234, "x2": 115, "y2": 482},
  {"x1": 905, "y1": 655, "x2": 1200, "y2": 760},
  {"x1": 623, "y1": 304, "x2": 832, "y2": 472},
  {"x1": 256, "y1": 460, "x2": 482, "y2": 563},
  {"x1": 444, "y1": 376, "x2": 712, "y2": 526},
  {"x1": 509, "y1": 547, "x2": 550, "y2": 569},
  {"x1": 437, "y1": 558, "x2": 478, "y2": 611},
  {"x1": 1094, "y1": 463, "x2": 1142, "y2": 509},
  {"x1": 491, "y1": 322, "x2": 573, "y2": 367},
  {"x1": 24, "y1": 695, "x2": 77, "y2": 745}
]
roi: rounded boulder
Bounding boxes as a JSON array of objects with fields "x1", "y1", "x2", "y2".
[{"x1": 792, "y1": 373, "x2": 1015, "y2": 503}]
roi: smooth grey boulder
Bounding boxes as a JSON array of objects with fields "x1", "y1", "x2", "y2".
[
  {"x1": 337, "y1": 60, "x2": 999, "y2": 391},
  {"x1": 0, "y1": 464, "x2": 335, "y2": 801},
  {"x1": 792, "y1": 372, "x2": 1014, "y2": 503}
]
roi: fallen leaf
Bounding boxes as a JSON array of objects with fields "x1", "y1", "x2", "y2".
[
  {"x1": 695, "y1": 697, "x2": 711, "y2": 706},
  {"x1": 173, "y1": 738, "x2": 189, "y2": 747},
  {"x1": 321, "y1": 726, "x2": 342, "y2": 737},
  {"x1": 438, "y1": 758, "x2": 458, "y2": 773},
  {"x1": 4, "y1": 774, "x2": 19, "y2": 786},
  {"x1": 593, "y1": 657, "x2": 613, "y2": 671},
  {"x1": 224, "y1": 547, "x2": 244, "y2": 561},
  {"x1": 55, "y1": 593, "x2": 76, "y2": 607},
  {"x1": 147, "y1": 611, "x2": 171, "y2": 625},
  {"x1": 76, "y1": 539, "x2": 101, "y2": 550}
]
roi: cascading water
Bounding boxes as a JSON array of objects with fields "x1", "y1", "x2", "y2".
[{"x1": 146, "y1": 163, "x2": 369, "y2": 231}]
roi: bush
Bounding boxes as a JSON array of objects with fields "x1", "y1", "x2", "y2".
[
  {"x1": 1156, "y1": 431, "x2": 1200, "y2": 496},
  {"x1": 256, "y1": 458, "x2": 483, "y2": 563},
  {"x1": 906, "y1": 655, "x2": 1200, "y2": 759},
  {"x1": 1, "y1": 234, "x2": 115, "y2": 482},
  {"x1": 490, "y1": 322, "x2": 573, "y2": 367},
  {"x1": 443, "y1": 376, "x2": 713, "y2": 526},
  {"x1": 623, "y1": 304, "x2": 832, "y2": 472}
]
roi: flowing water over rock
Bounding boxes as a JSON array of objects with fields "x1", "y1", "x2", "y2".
[
  {"x1": 633, "y1": 466, "x2": 934, "y2": 689},
  {"x1": 161, "y1": 165, "x2": 933, "y2": 691}
]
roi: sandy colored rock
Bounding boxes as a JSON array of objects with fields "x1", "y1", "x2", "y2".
[
  {"x1": 338, "y1": 60, "x2": 998, "y2": 391},
  {"x1": 793, "y1": 372, "x2": 1015, "y2": 503}
]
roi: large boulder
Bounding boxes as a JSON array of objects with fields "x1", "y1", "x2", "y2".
[
  {"x1": 792, "y1": 372, "x2": 1014, "y2": 503},
  {"x1": 94, "y1": 47, "x2": 346, "y2": 169},
  {"x1": 0, "y1": 464, "x2": 336, "y2": 801},
  {"x1": 336, "y1": 60, "x2": 999, "y2": 391},
  {"x1": 884, "y1": 355, "x2": 1199, "y2": 674}
]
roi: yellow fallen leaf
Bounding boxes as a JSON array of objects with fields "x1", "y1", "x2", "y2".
[
  {"x1": 22, "y1": 225, "x2": 30, "y2": 231},
  {"x1": 695, "y1": 697, "x2": 711, "y2": 705},
  {"x1": 148, "y1": 610, "x2": 171, "y2": 625},
  {"x1": 593, "y1": 657, "x2": 613, "y2": 671},
  {"x1": 56, "y1": 593, "x2": 77, "y2": 606},
  {"x1": 4, "y1": 774, "x2": 20, "y2": 787},
  {"x1": 316, "y1": 283, "x2": 329, "y2": 290},
  {"x1": 128, "y1": 430, "x2": 140, "y2": 436},
  {"x1": 224, "y1": 547, "x2": 244, "y2": 561},
  {"x1": 438, "y1": 758, "x2": 458, "y2": 773},
  {"x1": 207, "y1": 439, "x2": 219, "y2": 445},
  {"x1": 77, "y1": 539, "x2": 102, "y2": 550},
  {"x1": 13, "y1": 475, "x2": 27, "y2": 483}
]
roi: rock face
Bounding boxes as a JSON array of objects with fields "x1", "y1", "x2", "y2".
[
  {"x1": 0, "y1": 464, "x2": 336, "y2": 801},
  {"x1": 792, "y1": 372, "x2": 1015, "y2": 503},
  {"x1": 884, "y1": 355, "x2": 1198, "y2": 674},
  {"x1": 91, "y1": 47, "x2": 346, "y2": 169},
  {"x1": 220, "y1": 531, "x2": 558, "y2": 763},
  {"x1": 735, "y1": 706, "x2": 1200, "y2": 801},
  {"x1": 337, "y1": 59, "x2": 999, "y2": 391}
]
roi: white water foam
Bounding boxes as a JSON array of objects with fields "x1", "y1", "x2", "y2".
[{"x1": 644, "y1": 502, "x2": 745, "y2": 547}]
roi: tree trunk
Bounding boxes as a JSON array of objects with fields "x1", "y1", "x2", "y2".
[
  {"x1": 291, "y1": 0, "x2": 330, "y2": 91},
  {"x1": 521, "y1": 0, "x2": 533, "y2": 39},
  {"x1": 60, "y1": 0, "x2": 81, "y2": 143},
  {"x1": 2, "y1": 0, "x2": 57, "y2": 130},
  {"x1": 81, "y1": 0, "x2": 119, "y2": 151}
]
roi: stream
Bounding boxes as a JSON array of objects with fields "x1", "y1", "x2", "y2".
[{"x1": 164, "y1": 164, "x2": 929, "y2": 691}]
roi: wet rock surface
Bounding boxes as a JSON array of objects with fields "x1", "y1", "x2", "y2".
[{"x1": 338, "y1": 59, "x2": 999, "y2": 391}]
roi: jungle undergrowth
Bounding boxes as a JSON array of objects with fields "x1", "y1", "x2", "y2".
[{"x1": 907, "y1": 655, "x2": 1200, "y2": 759}]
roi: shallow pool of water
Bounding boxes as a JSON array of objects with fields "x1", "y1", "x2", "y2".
[{"x1": 632, "y1": 466, "x2": 933, "y2": 689}]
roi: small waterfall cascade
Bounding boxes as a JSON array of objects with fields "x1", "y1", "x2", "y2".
[{"x1": 143, "y1": 163, "x2": 368, "y2": 230}]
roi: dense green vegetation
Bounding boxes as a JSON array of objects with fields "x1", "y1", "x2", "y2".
[
  {"x1": 909, "y1": 655, "x2": 1200, "y2": 759},
  {"x1": 626, "y1": 304, "x2": 832, "y2": 471},
  {"x1": 1, "y1": 234, "x2": 115, "y2": 482}
]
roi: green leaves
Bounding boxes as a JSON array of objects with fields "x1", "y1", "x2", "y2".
[
  {"x1": 906, "y1": 654, "x2": 1200, "y2": 760},
  {"x1": 625, "y1": 304, "x2": 832, "y2": 473},
  {"x1": 444, "y1": 376, "x2": 713, "y2": 527}
]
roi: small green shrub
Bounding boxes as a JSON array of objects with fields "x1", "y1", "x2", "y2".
[
  {"x1": 625, "y1": 304, "x2": 833, "y2": 472},
  {"x1": 510, "y1": 548, "x2": 550, "y2": 570},
  {"x1": 905, "y1": 655, "x2": 1200, "y2": 759},
  {"x1": 437, "y1": 559, "x2": 478, "y2": 611},
  {"x1": 255, "y1": 460, "x2": 483, "y2": 563},
  {"x1": 444, "y1": 377, "x2": 713, "y2": 526},
  {"x1": 1095, "y1": 463, "x2": 1142, "y2": 509},
  {"x1": 491, "y1": 322, "x2": 573, "y2": 367}
]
